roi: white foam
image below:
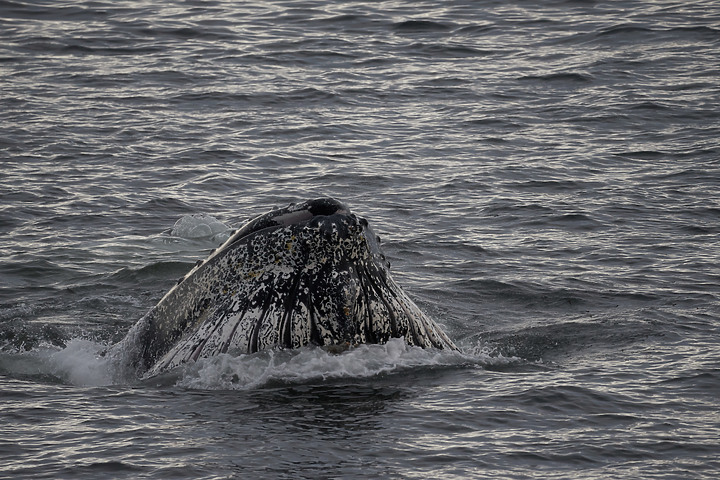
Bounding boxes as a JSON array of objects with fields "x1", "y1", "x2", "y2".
[
  {"x1": 170, "y1": 213, "x2": 230, "y2": 240},
  {"x1": 47, "y1": 339, "x2": 115, "y2": 386},
  {"x1": 173, "y1": 338, "x2": 518, "y2": 391},
  {"x1": 1, "y1": 336, "x2": 518, "y2": 389},
  {"x1": 0, "y1": 339, "x2": 117, "y2": 386}
]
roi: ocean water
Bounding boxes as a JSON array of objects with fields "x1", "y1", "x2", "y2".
[{"x1": 1, "y1": 0, "x2": 719, "y2": 478}]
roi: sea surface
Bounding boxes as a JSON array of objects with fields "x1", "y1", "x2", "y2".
[{"x1": 1, "y1": 0, "x2": 719, "y2": 478}]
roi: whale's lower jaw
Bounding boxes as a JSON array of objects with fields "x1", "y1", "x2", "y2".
[
  {"x1": 141, "y1": 217, "x2": 454, "y2": 378},
  {"x1": 142, "y1": 270, "x2": 452, "y2": 379}
]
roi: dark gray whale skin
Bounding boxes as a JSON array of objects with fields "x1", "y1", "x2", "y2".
[{"x1": 110, "y1": 198, "x2": 457, "y2": 378}]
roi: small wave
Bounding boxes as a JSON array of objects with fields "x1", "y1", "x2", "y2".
[
  {"x1": 393, "y1": 20, "x2": 452, "y2": 33},
  {"x1": 455, "y1": 24, "x2": 495, "y2": 35},
  {"x1": 108, "y1": 261, "x2": 193, "y2": 285},
  {"x1": 408, "y1": 42, "x2": 495, "y2": 58},
  {"x1": 0, "y1": 1, "x2": 94, "y2": 21},
  {"x1": 597, "y1": 24, "x2": 655, "y2": 37},
  {"x1": 132, "y1": 197, "x2": 193, "y2": 215},
  {"x1": 518, "y1": 72, "x2": 593, "y2": 83},
  {"x1": 129, "y1": 25, "x2": 236, "y2": 42}
]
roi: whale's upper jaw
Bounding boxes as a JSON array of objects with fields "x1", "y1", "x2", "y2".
[
  {"x1": 206, "y1": 197, "x2": 388, "y2": 274},
  {"x1": 225, "y1": 197, "x2": 352, "y2": 247}
]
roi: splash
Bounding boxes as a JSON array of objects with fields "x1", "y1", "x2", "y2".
[
  {"x1": 172, "y1": 338, "x2": 517, "y2": 391},
  {"x1": 47, "y1": 339, "x2": 115, "y2": 386},
  {"x1": 169, "y1": 213, "x2": 230, "y2": 241},
  {"x1": 0, "y1": 336, "x2": 519, "y2": 389},
  {"x1": 0, "y1": 339, "x2": 116, "y2": 386}
]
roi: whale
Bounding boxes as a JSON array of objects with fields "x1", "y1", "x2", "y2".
[{"x1": 110, "y1": 197, "x2": 457, "y2": 378}]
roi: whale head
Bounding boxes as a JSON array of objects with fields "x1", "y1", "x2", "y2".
[{"x1": 113, "y1": 197, "x2": 456, "y2": 378}]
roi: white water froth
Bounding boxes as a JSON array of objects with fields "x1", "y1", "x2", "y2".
[
  {"x1": 0, "y1": 339, "x2": 116, "y2": 386},
  {"x1": 170, "y1": 213, "x2": 230, "y2": 241},
  {"x1": 48, "y1": 339, "x2": 115, "y2": 386},
  {"x1": 3, "y1": 338, "x2": 518, "y2": 389},
  {"x1": 173, "y1": 338, "x2": 517, "y2": 390}
]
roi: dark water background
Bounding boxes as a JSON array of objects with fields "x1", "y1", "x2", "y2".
[{"x1": 1, "y1": 0, "x2": 719, "y2": 478}]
